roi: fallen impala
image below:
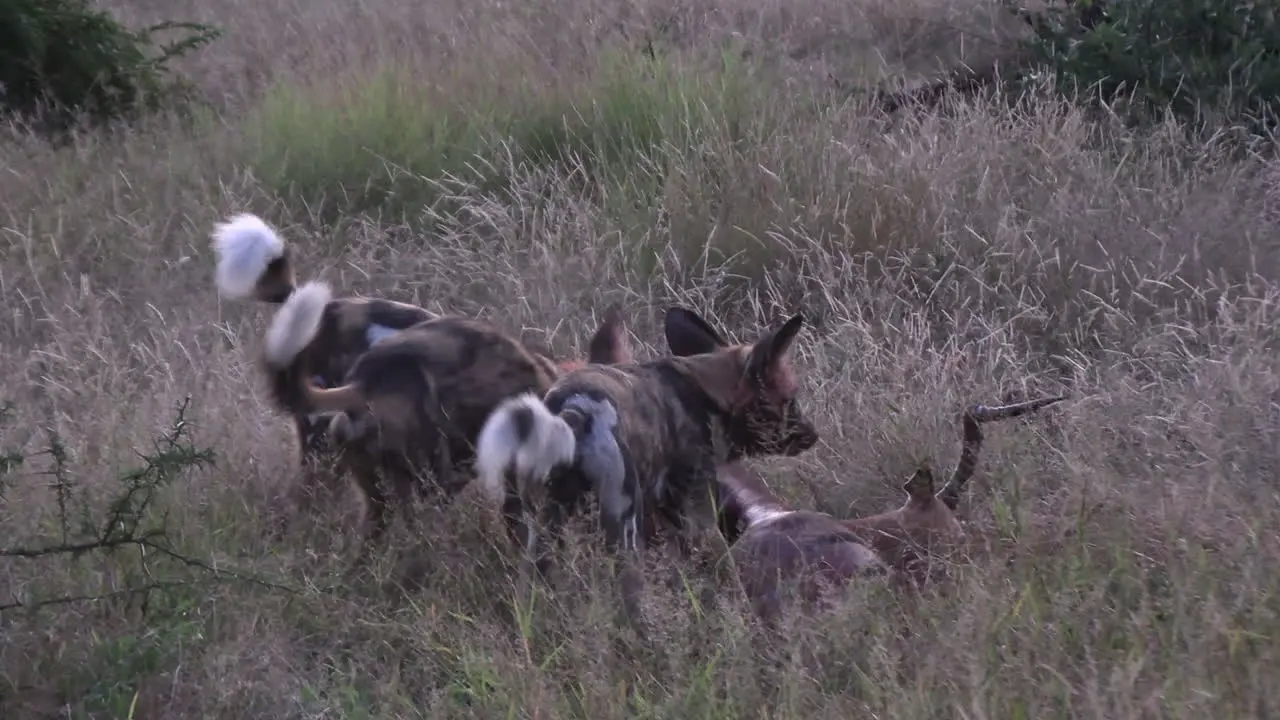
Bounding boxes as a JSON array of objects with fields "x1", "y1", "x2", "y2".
[{"x1": 715, "y1": 395, "x2": 1069, "y2": 622}]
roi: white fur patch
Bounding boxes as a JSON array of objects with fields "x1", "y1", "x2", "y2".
[
  {"x1": 734, "y1": 479, "x2": 795, "y2": 528},
  {"x1": 264, "y1": 281, "x2": 332, "y2": 368},
  {"x1": 745, "y1": 506, "x2": 795, "y2": 527},
  {"x1": 475, "y1": 393, "x2": 576, "y2": 503},
  {"x1": 212, "y1": 213, "x2": 286, "y2": 299},
  {"x1": 365, "y1": 323, "x2": 399, "y2": 347}
]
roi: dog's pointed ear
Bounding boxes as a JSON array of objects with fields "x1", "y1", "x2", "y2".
[
  {"x1": 664, "y1": 307, "x2": 728, "y2": 357},
  {"x1": 587, "y1": 304, "x2": 633, "y2": 365},
  {"x1": 745, "y1": 313, "x2": 805, "y2": 397},
  {"x1": 902, "y1": 462, "x2": 936, "y2": 504}
]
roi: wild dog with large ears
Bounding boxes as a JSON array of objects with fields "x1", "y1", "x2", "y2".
[{"x1": 475, "y1": 306, "x2": 817, "y2": 635}]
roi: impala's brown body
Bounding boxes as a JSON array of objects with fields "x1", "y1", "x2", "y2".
[
  {"x1": 713, "y1": 396, "x2": 1069, "y2": 623},
  {"x1": 475, "y1": 307, "x2": 819, "y2": 634}
]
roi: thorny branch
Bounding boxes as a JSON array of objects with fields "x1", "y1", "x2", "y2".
[{"x1": 0, "y1": 395, "x2": 299, "y2": 615}]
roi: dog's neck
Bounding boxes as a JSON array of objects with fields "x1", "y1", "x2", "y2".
[{"x1": 659, "y1": 355, "x2": 751, "y2": 463}]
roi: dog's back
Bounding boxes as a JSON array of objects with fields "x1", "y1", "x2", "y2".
[
  {"x1": 299, "y1": 297, "x2": 437, "y2": 389},
  {"x1": 346, "y1": 316, "x2": 560, "y2": 457},
  {"x1": 542, "y1": 359, "x2": 723, "y2": 507}
]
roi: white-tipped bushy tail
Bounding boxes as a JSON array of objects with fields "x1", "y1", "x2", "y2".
[
  {"x1": 264, "y1": 281, "x2": 331, "y2": 368},
  {"x1": 212, "y1": 213, "x2": 286, "y2": 299},
  {"x1": 476, "y1": 393, "x2": 577, "y2": 503}
]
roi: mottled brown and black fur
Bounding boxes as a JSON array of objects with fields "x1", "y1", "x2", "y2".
[
  {"x1": 262, "y1": 282, "x2": 631, "y2": 560},
  {"x1": 210, "y1": 212, "x2": 437, "y2": 479},
  {"x1": 281, "y1": 297, "x2": 437, "y2": 460},
  {"x1": 712, "y1": 395, "x2": 1069, "y2": 622},
  {"x1": 475, "y1": 306, "x2": 819, "y2": 632}
]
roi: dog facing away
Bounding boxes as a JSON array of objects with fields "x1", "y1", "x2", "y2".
[
  {"x1": 714, "y1": 395, "x2": 1069, "y2": 623},
  {"x1": 261, "y1": 281, "x2": 633, "y2": 561},
  {"x1": 474, "y1": 306, "x2": 819, "y2": 633},
  {"x1": 212, "y1": 213, "x2": 438, "y2": 473}
]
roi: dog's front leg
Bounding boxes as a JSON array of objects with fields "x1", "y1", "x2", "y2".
[
  {"x1": 670, "y1": 460, "x2": 738, "y2": 577},
  {"x1": 679, "y1": 464, "x2": 745, "y2": 608}
]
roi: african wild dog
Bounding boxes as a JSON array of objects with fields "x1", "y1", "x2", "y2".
[
  {"x1": 712, "y1": 395, "x2": 1068, "y2": 622},
  {"x1": 474, "y1": 306, "x2": 819, "y2": 632},
  {"x1": 260, "y1": 281, "x2": 633, "y2": 562},
  {"x1": 211, "y1": 213, "x2": 436, "y2": 479}
]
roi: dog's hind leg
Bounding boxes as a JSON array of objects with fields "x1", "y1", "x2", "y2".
[
  {"x1": 531, "y1": 481, "x2": 575, "y2": 582},
  {"x1": 416, "y1": 426, "x2": 463, "y2": 505},
  {"x1": 342, "y1": 446, "x2": 396, "y2": 568},
  {"x1": 557, "y1": 395, "x2": 652, "y2": 636},
  {"x1": 297, "y1": 413, "x2": 348, "y2": 495},
  {"x1": 500, "y1": 468, "x2": 537, "y2": 557},
  {"x1": 376, "y1": 452, "x2": 423, "y2": 536},
  {"x1": 598, "y1": 499, "x2": 649, "y2": 639}
]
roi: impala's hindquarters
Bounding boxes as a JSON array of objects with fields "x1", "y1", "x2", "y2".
[
  {"x1": 715, "y1": 461, "x2": 889, "y2": 622},
  {"x1": 734, "y1": 512, "x2": 889, "y2": 622}
]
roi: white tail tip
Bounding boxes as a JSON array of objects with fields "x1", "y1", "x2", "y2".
[
  {"x1": 264, "y1": 281, "x2": 332, "y2": 367},
  {"x1": 475, "y1": 393, "x2": 576, "y2": 503},
  {"x1": 213, "y1": 213, "x2": 286, "y2": 299}
]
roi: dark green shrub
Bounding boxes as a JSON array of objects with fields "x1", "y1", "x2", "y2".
[
  {"x1": 1014, "y1": 0, "x2": 1280, "y2": 134},
  {"x1": 0, "y1": 0, "x2": 219, "y2": 133}
]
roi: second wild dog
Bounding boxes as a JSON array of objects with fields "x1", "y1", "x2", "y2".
[{"x1": 474, "y1": 306, "x2": 819, "y2": 633}]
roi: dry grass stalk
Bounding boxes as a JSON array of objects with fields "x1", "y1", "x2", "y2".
[{"x1": 1, "y1": 0, "x2": 1278, "y2": 716}]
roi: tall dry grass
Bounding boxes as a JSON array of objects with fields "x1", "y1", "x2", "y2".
[{"x1": 2, "y1": 0, "x2": 1279, "y2": 717}]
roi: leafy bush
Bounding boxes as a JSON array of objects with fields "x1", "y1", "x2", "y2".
[
  {"x1": 1015, "y1": 0, "x2": 1280, "y2": 134},
  {"x1": 0, "y1": 0, "x2": 220, "y2": 132}
]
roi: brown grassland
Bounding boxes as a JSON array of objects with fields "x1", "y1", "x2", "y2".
[{"x1": 3, "y1": 0, "x2": 1280, "y2": 717}]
